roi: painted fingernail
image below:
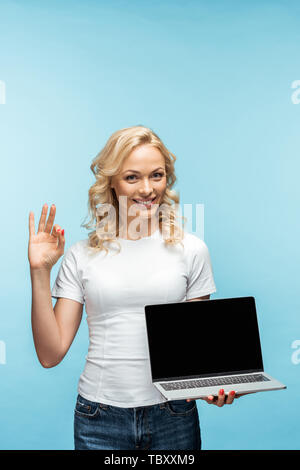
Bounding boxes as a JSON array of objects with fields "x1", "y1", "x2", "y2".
[
  {"x1": 230, "y1": 391, "x2": 235, "y2": 396},
  {"x1": 61, "y1": 229, "x2": 64, "y2": 235},
  {"x1": 220, "y1": 389, "x2": 224, "y2": 395}
]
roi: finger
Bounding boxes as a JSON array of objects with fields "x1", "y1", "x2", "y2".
[
  {"x1": 216, "y1": 389, "x2": 226, "y2": 407},
  {"x1": 44, "y1": 204, "x2": 56, "y2": 233},
  {"x1": 204, "y1": 395, "x2": 216, "y2": 405},
  {"x1": 29, "y1": 211, "x2": 35, "y2": 238},
  {"x1": 225, "y1": 390, "x2": 236, "y2": 405},
  {"x1": 37, "y1": 204, "x2": 48, "y2": 233},
  {"x1": 57, "y1": 228, "x2": 65, "y2": 251},
  {"x1": 196, "y1": 397, "x2": 211, "y2": 404},
  {"x1": 52, "y1": 224, "x2": 62, "y2": 238}
]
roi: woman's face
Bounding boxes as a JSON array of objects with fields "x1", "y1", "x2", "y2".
[{"x1": 110, "y1": 144, "x2": 167, "y2": 226}]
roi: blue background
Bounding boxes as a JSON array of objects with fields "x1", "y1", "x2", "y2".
[{"x1": 0, "y1": 0, "x2": 299, "y2": 450}]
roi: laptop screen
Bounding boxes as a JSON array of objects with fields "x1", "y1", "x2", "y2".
[{"x1": 145, "y1": 296, "x2": 264, "y2": 381}]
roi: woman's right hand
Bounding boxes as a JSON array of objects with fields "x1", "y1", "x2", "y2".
[{"x1": 28, "y1": 203, "x2": 65, "y2": 270}]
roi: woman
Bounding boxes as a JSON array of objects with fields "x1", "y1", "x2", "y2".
[{"x1": 28, "y1": 125, "x2": 241, "y2": 450}]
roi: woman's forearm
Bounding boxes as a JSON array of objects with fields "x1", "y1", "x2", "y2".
[{"x1": 30, "y1": 267, "x2": 62, "y2": 367}]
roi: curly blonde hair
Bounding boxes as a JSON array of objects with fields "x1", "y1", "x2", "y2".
[{"x1": 81, "y1": 125, "x2": 186, "y2": 255}]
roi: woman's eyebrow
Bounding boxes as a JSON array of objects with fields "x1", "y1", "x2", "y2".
[{"x1": 122, "y1": 167, "x2": 165, "y2": 174}]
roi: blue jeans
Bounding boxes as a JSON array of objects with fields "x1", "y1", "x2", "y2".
[{"x1": 74, "y1": 393, "x2": 201, "y2": 450}]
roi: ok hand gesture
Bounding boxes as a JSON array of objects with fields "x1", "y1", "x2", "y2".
[{"x1": 28, "y1": 203, "x2": 65, "y2": 271}]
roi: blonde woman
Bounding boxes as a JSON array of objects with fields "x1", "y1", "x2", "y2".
[{"x1": 28, "y1": 125, "x2": 238, "y2": 451}]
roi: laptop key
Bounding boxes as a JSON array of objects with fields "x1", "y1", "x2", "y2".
[{"x1": 160, "y1": 374, "x2": 270, "y2": 391}]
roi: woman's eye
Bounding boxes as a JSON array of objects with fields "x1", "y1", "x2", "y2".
[
  {"x1": 125, "y1": 175, "x2": 136, "y2": 181},
  {"x1": 125, "y1": 172, "x2": 164, "y2": 182}
]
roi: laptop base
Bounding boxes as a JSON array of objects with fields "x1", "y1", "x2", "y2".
[{"x1": 154, "y1": 372, "x2": 286, "y2": 401}]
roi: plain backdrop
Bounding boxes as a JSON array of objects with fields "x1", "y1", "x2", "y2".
[{"x1": 0, "y1": 0, "x2": 299, "y2": 450}]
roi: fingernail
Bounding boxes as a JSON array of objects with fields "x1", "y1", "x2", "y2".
[
  {"x1": 61, "y1": 229, "x2": 64, "y2": 235},
  {"x1": 57, "y1": 229, "x2": 61, "y2": 232},
  {"x1": 230, "y1": 391, "x2": 235, "y2": 396},
  {"x1": 220, "y1": 389, "x2": 224, "y2": 396}
]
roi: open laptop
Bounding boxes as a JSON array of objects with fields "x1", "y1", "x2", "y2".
[{"x1": 144, "y1": 296, "x2": 286, "y2": 400}]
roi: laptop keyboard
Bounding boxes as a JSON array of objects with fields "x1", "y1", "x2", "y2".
[{"x1": 160, "y1": 374, "x2": 270, "y2": 391}]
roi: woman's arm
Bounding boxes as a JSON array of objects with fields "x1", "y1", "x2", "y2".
[
  {"x1": 30, "y1": 267, "x2": 63, "y2": 367},
  {"x1": 31, "y1": 268, "x2": 83, "y2": 368},
  {"x1": 29, "y1": 204, "x2": 83, "y2": 368}
]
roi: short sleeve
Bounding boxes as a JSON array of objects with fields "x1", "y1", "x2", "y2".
[
  {"x1": 51, "y1": 244, "x2": 84, "y2": 305},
  {"x1": 186, "y1": 236, "x2": 217, "y2": 300}
]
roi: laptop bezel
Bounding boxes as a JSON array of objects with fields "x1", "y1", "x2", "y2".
[{"x1": 145, "y1": 296, "x2": 265, "y2": 383}]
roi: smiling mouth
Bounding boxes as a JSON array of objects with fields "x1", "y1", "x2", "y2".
[{"x1": 132, "y1": 197, "x2": 157, "y2": 206}]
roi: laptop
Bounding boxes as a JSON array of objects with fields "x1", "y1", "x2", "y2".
[{"x1": 144, "y1": 296, "x2": 286, "y2": 400}]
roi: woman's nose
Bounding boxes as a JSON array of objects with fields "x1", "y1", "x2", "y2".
[{"x1": 139, "y1": 179, "x2": 153, "y2": 194}]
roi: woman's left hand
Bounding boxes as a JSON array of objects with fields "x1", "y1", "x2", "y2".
[{"x1": 186, "y1": 389, "x2": 255, "y2": 407}]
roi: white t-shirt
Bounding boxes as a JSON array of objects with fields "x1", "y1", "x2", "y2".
[{"x1": 51, "y1": 228, "x2": 217, "y2": 408}]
